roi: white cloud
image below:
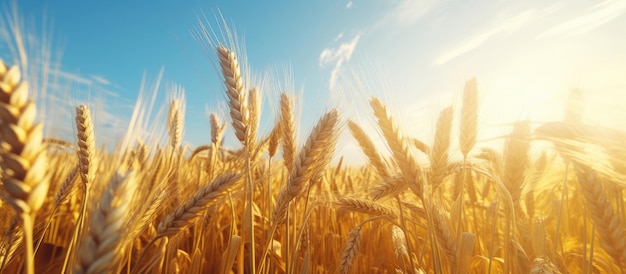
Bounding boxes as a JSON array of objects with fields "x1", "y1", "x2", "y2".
[
  {"x1": 319, "y1": 34, "x2": 360, "y2": 67},
  {"x1": 538, "y1": 0, "x2": 626, "y2": 38},
  {"x1": 319, "y1": 34, "x2": 361, "y2": 89},
  {"x1": 346, "y1": 1, "x2": 353, "y2": 9}
]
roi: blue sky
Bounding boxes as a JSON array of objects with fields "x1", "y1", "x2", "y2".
[{"x1": 3, "y1": 0, "x2": 626, "y2": 163}]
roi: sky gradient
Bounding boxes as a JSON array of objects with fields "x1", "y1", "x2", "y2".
[{"x1": 2, "y1": 0, "x2": 625, "y2": 163}]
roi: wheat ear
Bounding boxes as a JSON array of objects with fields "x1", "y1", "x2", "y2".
[
  {"x1": 503, "y1": 121, "x2": 531, "y2": 212},
  {"x1": 338, "y1": 225, "x2": 362, "y2": 274},
  {"x1": 574, "y1": 164, "x2": 626, "y2": 266},
  {"x1": 74, "y1": 171, "x2": 137, "y2": 274},
  {"x1": 0, "y1": 59, "x2": 49, "y2": 274},
  {"x1": 210, "y1": 112, "x2": 226, "y2": 146},
  {"x1": 157, "y1": 173, "x2": 242, "y2": 237},
  {"x1": 430, "y1": 106, "x2": 453, "y2": 190},
  {"x1": 459, "y1": 78, "x2": 478, "y2": 157},
  {"x1": 268, "y1": 121, "x2": 281, "y2": 158},
  {"x1": 348, "y1": 120, "x2": 389, "y2": 178},
  {"x1": 370, "y1": 98, "x2": 422, "y2": 198},
  {"x1": 273, "y1": 109, "x2": 339, "y2": 225},
  {"x1": 335, "y1": 197, "x2": 397, "y2": 218},
  {"x1": 370, "y1": 175, "x2": 407, "y2": 200},
  {"x1": 61, "y1": 104, "x2": 97, "y2": 273},
  {"x1": 432, "y1": 208, "x2": 457, "y2": 270},
  {"x1": 279, "y1": 93, "x2": 297, "y2": 170},
  {"x1": 530, "y1": 256, "x2": 562, "y2": 274},
  {"x1": 168, "y1": 99, "x2": 183, "y2": 149},
  {"x1": 76, "y1": 104, "x2": 96, "y2": 185},
  {"x1": 217, "y1": 45, "x2": 248, "y2": 146},
  {"x1": 247, "y1": 87, "x2": 260, "y2": 149}
]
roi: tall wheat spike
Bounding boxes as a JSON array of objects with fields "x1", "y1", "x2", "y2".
[
  {"x1": 0, "y1": 59, "x2": 49, "y2": 274},
  {"x1": 217, "y1": 45, "x2": 249, "y2": 146},
  {"x1": 217, "y1": 44, "x2": 256, "y2": 272}
]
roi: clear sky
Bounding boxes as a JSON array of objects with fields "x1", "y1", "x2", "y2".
[{"x1": 3, "y1": 0, "x2": 626, "y2": 163}]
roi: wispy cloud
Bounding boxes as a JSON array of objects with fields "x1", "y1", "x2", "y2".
[
  {"x1": 90, "y1": 74, "x2": 111, "y2": 85},
  {"x1": 334, "y1": 32, "x2": 344, "y2": 42},
  {"x1": 346, "y1": 1, "x2": 353, "y2": 9},
  {"x1": 319, "y1": 34, "x2": 361, "y2": 90},
  {"x1": 434, "y1": 6, "x2": 560, "y2": 65},
  {"x1": 538, "y1": 0, "x2": 626, "y2": 38},
  {"x1": 383, "y1": 0, "x2": 440, "y2": 26}
]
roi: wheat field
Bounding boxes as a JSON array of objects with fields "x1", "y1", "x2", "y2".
[{"x1": 1, "y1": 19, "x2": 626, "y2": 274}]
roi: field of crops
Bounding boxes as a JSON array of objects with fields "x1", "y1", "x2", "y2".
[{"x1": 1, "y1": 12, "x2": 626, "y2": 274}]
